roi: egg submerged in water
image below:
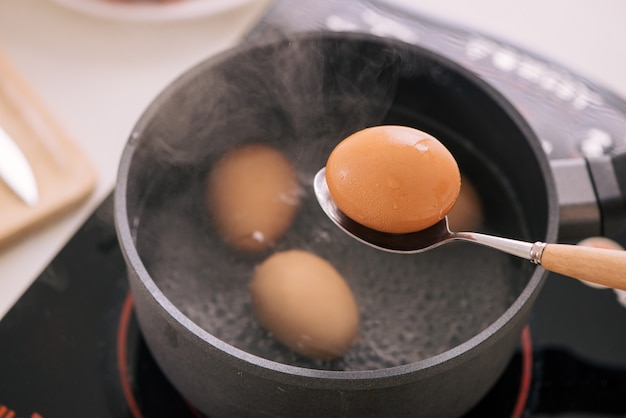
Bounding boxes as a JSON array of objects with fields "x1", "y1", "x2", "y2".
[
  {"x1": 447, "y1": 174, "x2": 484, "y2": 232},
  {"x1": 206, "y1": 144, "x2": 301, "y2": 251},
  {"x1": 250, "y1": 249, "x2": 359, "y2": 360},
  {"x1": 325, "y1": 125, "x2": 461, "y2": 234}
]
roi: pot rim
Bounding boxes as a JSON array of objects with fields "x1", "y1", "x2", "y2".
[{"x1": 113, "y1": 30, "x2": 558, "y2": 386}]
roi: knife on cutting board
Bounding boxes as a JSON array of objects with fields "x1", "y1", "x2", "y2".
[
  {"x1": 0, "y1": 124, "x2": 39, "y2": 206},
  {"x1": 0, "y1": 48, "x2": 95, "y2": 249}
]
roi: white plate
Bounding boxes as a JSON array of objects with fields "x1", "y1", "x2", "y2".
[{"x1": 48, "y1": 0, "x2": 261, "y2": 22}]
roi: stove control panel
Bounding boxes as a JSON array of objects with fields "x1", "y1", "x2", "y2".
[{"x1": 249, "y1": 0, "x2": 626, "y2": 160}]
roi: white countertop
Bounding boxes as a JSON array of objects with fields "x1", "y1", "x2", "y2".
[{"x1": 1, "y1": 0, "x2": 625, "y2": 319}]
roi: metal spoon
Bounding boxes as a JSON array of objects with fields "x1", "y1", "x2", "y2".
[{"x1": 314, "y1": 168, "x2": 626, "y2": 291}]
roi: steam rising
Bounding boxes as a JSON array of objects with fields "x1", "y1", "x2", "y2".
[
  {"x1": 131, "y1": 33, "x2": 531, "y2": 371},
  {"x1": 138, "y1": 33, "x2": 411, "y2": 170}
]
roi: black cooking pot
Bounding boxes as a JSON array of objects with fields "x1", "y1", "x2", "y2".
[{"x1": 114, "y1": 32, "x2": 624, "y2": 417}]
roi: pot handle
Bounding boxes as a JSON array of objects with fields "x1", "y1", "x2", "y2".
[
  {"x1": 586, "y1": 151, "x2": 626, "y2": 236},
  {"x1": 540, "y1": 243, "x2": 626, "y2": 290},
  {"x1": 551, "y1": 151, "x2": 626, "y2": 239}
]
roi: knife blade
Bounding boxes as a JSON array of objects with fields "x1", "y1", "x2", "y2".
[{"x1": 0, "y1": 125, "x2": 39, "y2": 206}]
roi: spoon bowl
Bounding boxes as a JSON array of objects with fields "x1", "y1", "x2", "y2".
[{"x1": 314, "y1": 168, "x2": 626, "y2": 290}]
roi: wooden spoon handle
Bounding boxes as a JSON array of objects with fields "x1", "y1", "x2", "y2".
[{"x1": 541, "y1": 243, "x2": 626, "y2": 290}]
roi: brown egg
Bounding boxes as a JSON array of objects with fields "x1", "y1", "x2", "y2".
[
  {"x1": 207, "y1": 144, "x2": 300, "y2": 251},
  {"x1": 326, "y1": 125, "x2": 461, "y2": 234},
  {"x1": 447, "y1": 174, "x2": 484, "y2": 232},
  {"x1": 250, "y1": 250, "x2": 359, "y2": 360}
]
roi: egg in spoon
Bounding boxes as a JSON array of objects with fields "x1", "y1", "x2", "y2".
[
  {"x1": 317, "y1": 125, "x2": 626, "y2": 291},
  {"x1": 325, "y1": 125, "x2": 461, "y2": 234}
]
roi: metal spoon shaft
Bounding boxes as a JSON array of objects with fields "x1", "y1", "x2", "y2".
[
  {"x1": 452, "y1": 233, "x2": 626, "y2": 290},
  {"x1": 450, "y1": 231, "x2": 535, "y2": 261}
]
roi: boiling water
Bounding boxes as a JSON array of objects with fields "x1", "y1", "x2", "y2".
[{"x1": 135, "y1": 121, "x2": 532, "y2": 372}]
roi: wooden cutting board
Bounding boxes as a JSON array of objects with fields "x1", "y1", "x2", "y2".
[{"x1": 0, "y1": 50, "x2": 96, "y2": 249}]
